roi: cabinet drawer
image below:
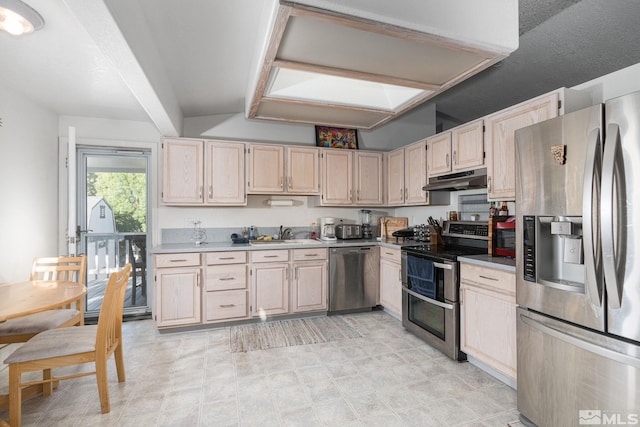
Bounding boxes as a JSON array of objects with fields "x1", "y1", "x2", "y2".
[
  {"x1": 292, "y1": 248, "x2": 327, "y2": 261},
  {"x1": 250, "y1": 250, "x2": 289, "y2": 263},
  {"x1": 380, "y1": 247, "x2": 401, "y2": 263},
  {"x1": 205, "y1": 290, "x2": 248, "y2": 321},
  {"x1": 205, "y1": 265, "x2": 247, "y2": 291},
  {"x1": 206, "y1": 251, "x2": 246, "y2": 265},
  {"x1": 460, "y1": 263, "x2": 515, "y2": 295},
  {"x1": 155, "y1": 253, "x2": 200, "y2": 268}
]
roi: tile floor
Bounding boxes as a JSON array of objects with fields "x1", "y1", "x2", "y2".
[{"x1": 0, "y1": 311, "x2": 519, "y2": 426}]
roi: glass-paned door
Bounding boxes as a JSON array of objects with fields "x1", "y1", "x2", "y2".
[{"x1": 76, "y1": 147, "x2": 151, "y2": 320}]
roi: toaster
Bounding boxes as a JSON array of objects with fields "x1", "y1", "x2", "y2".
[{"x1": 335, "y1": 224, "x2": 362, "y2": 239}]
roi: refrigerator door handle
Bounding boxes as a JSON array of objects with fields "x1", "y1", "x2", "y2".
[
  {"x1": 601, "y1": 123, "x2": 627, "y2": 309},
  {"x1": 520, "y1": 313, "x2": 640, "y2": 369},
  {"x1": 582, "y1": 128, "x2": 603, "y2": 306}
]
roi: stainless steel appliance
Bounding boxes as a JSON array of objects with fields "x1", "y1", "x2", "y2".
[
  {"x1": 515, "y1": 92, "x2": 640, "y2": 427},
  {"x1": 329, "y1": 246, "x2": 379, "y2": 313},
  {"x1": 319, "y1": 217, "x2": 337, "y2": 241},
  {"x1": 335, "y1": 224, "x2": 362, "y2": 239},
  {"x1": 401, "y1": 221, "x2": 488, "y2": 360},
  {"x1": 423, "y1": 167, "x2": 487, "y2": 191}
]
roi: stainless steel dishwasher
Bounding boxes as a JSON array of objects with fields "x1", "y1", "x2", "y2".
[{"x1": 329, "y1": 246, "x2": 380, "y2": 313}]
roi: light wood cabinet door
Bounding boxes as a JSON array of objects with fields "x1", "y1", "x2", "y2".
[
  {"x1": 452, "y1": 119, "x2": 484, "y2": 172},
  {"x1": 354, "y1": 151, "x2": 383, "y2": 205},
  {"x1": 252, "y1": 263, "x2": 289, "y2": 316},
  {"x1": 162, "y1": 139, "x2": 204, "y2": 204},
  {"x1": 205, "y1": 141, "x2": 246, "y2": 205},
  {"x1": 248, "y1": 144, "x2": 285, "y2": 193},
  {"x1": 292, "y1": 261, "x2": 327, "y2": 312},
  {"x1": 485, "y1": 92, "x2": 559, "y2": 201},
  {"x1": 379, "y1": 257, "x2": 402, "y2": 317},
  {"x1": 386, "y1": 149, "x2": 405, "y2": 206},
  {"x1": 286, "y1": 146, "x2": 320, "y2": 194},
  {"x1": 404, "y1": 140, "x2": 428, "y2": 205},
  {"x1": 155, "y1": 267, "x2": 201, "y2": 327},
  {"x1": 426, "y1": 132, "x2": 452, "y2": 177},
  {"x1": 460, "y1": 263, "x2": 516, "y2": 381},
  {"x1": 321, "y1": 149, "x2": 353, "y2": 205}
]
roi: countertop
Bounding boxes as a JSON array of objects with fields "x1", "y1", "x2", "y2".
[
  {"x1": 152, "y1": 238, "x2": 402, "y2": 254},
  {"x1": 458, "y1": 254, "x2": 516, "y2": 272}
]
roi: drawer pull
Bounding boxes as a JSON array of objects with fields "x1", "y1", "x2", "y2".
[
  {"x1": 219, "y1": 304, "x2": 236, "y2": 308},
  {"x1": 219, "y1": 277, "x2": 236, "y2": 281},
  {"x1": 264, "y1": 255, "x2": 279, "y2": 258},
  {"x1": 479, "y1": 275, "x2": 499, "y2": 281},
  {"x1": 170, "y1": 259, "x2": 188, "y2": 263},
  {"x1": 385, "y1": 251, "x2": 394, "y2": 256},
  {"x1": 219, "y1": 257, "x2": 235, "y2": 260},
  {"x1": 304, "y1": 254, "x2": 319, "y2": 257}
]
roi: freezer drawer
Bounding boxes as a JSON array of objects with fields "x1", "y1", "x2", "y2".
[{"x1": 517, "y1": 308, "x2": 640, "y2": 427}]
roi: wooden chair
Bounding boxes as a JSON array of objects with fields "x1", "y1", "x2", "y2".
[
  {"x1": 0, "y1": 256, "x2": 87, "y2": 344},
  {"x1": 4, "y1": 264, "x2": 132, "y2": 427}
]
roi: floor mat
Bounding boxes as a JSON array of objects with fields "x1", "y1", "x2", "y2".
[{"x1": 230, "y1": 316, "x2": 361, "y2": 352}]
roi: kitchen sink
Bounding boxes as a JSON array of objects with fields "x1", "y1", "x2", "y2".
[{"x1": 249, "y1": 239, "x2": 322, "y2": 245}]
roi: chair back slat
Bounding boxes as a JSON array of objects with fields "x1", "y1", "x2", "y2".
[
  {"x1": 30, "y1": 256, "x2": 87, "y2": 286},
  {"x1": 96, "y1": 264, "x2": 131, "y2": 356}
]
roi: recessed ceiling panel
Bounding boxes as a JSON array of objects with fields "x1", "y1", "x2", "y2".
[
  {"x1": 278, "y1": 15, "x2": 488, "y2": 85},
  {"x1": 256, "y1": 100, "x2": 390, "y2": 128}
]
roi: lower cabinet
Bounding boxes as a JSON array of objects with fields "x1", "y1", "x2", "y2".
[
  {"x1": 379, "y1": 247, "x2": 402, "y2": 317},
  {"x1": 291, "y1": 248, "x2": 328, "y2": 312},
  {"x1": 154, "y1": 253, "x2": 202, "y2": 327},
  {"x1": 251, "y1": 250, "x2": 290, "y2": 317},
  {"x1": 204, "y1": 251, "x2": 249, "y2": 323},
  {"x1": 460, "y1": 262, "x2": 517, "y2": 381}
]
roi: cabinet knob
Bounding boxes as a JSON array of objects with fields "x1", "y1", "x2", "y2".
[
  {"x1": 446, "y1": 153, "x2": 450, "y2": 167},
  {"x1": 453, "y1": 150, "x2": 457, "y2": 165},
  {"x1": 208, "y1": 185, "x2": 213, "y2": 199}
]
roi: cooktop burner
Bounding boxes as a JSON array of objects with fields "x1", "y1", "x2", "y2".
[
  {"x1": 401, "y1": 220, "x2": 489, "y2": 261},
  {"x1": 402, "y1": 244, "x2": 488, "y2": 261}
]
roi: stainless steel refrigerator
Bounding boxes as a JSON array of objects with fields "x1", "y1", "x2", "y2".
[{"x1": 515, "y1": 91, "x2": 640, "y2": 427}]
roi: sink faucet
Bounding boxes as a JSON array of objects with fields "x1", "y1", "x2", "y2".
[{"x1": 279, "y1": 227, "x2": 292, "y2": 240}]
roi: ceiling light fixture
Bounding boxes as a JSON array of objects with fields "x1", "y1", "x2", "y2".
[{"x1": 0, "y1": 0, "x2": 44, "y2": 36}]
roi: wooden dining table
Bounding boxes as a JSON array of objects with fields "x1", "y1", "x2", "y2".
[
  {"x1": 0, "y1": 280, "x2": 86, "y2": 323},
  {"x1": 0, "y1": 280, "x2": 86, "y2": 409}
]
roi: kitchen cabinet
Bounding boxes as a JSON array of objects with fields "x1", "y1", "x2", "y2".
[
  {"x1": 203, "y1": 251, "x2": 248, "y2": 323},
  {"x1": 379, "y1": 247, "x2": 402, "y2": 318},
  {"x1": 247, "y1": 144, "x2": 320, "y2": 194},
  {"x1": 427, "y1": 119, "x2": 484, "y2": 178},
  {"x1": 460, "y1": 262, "x2": 516, "y2": 381},
  {"x1": 320, "y1": 149, "x2": 383, "y2": 206},
  {"x1": 250, "y1": 250, "x2": 289, "y2": 316},
  {"x1": 291, "y1": 248, "x2": 328, "y2": 312},
  {"x1": 386, "y1": 140, "x2": 448, "y2": 206},
  {"x1": 154, "y1": 253, "x2": 202, "y2": 327},
  {"x1": 162, "y1": 138, "x2": 246, "y2": 206},
  {"x1": 484, "y1": 88, "x2": 591, "y2": 201}
]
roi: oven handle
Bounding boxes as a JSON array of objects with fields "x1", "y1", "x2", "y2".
[
  {"x1": 402, "y1": 285, "x2": 454, "y2": 310},
  {"x1": 433, "y1": 262, "x2": 453, "y2": 270}
]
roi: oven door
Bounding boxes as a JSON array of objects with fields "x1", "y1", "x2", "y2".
[{"x1": 400, "y1": 252, "x2": 463, "y2": 360}]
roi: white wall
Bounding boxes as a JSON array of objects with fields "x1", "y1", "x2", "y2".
[
  {"x1": 573, "y1": 62, "x2": 640, "y2": 103},
  {"x1": 0, "y1": 83, "x2": 59, "y2": 282}
]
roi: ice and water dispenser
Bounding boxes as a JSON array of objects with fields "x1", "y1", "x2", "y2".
[{"x1": 523, "y1": 215, "x2": 585, "y2": 289}]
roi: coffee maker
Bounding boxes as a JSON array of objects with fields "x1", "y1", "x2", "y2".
[
  {"x1": 360, "y1": 209, "x2": 373, "y2": 239},
  {"x1": 319, "y1": 217, "x2": 337, "y2": 241}
]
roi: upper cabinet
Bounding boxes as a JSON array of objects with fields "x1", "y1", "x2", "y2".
[
  {"x1": 386, "y1": 139, "x2": 449, "y2": 207},
  {"x1": 320, "y1": 149, "x2": 383, "y2": 206},
  {"x1": 163, "y1": 138, "x2": 246, "y2": 206},
  {"x1": 484, "y1": 87, "x2": 592, "y2": 201},
  {"x1": 427, "y1": 119, "x2": 484, "y2": 178},
  {"x1": 248, "y1": 144, "x2": 320, "y2": 195}
]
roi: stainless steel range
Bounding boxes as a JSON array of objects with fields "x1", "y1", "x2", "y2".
[{"x1": 401, "y1": 221, "x2": 488, "y2": 360}]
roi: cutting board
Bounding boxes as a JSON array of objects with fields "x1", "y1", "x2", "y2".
[{"x1": 379, "y1": 217, "x2": 409, "y2": 239}]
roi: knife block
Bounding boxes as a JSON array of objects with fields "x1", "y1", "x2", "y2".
[{"x1": 428, "y1": 225, "x2": 444, "y2": 245}]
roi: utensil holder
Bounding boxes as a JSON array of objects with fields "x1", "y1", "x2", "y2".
[{"x1": 428, "y1": 225, "x2": 444, "y2": 245}]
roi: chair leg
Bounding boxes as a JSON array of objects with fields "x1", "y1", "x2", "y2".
[
  {"x1": 95, "y1": 358, "x2": 111, "y2": 414},
  {"x1": 114, "y1": 344, "x2": 126, "y2": 383},
  {"x1": 43, "y1": 369, "x2": 53, "y2": 396},
  {"x1": 9, "y1": 365, "x2": 22, "y2": 427}
]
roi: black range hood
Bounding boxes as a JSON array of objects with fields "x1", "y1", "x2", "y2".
[{"x1": 423, "y1": 168, "x2": 487, "y2": 191}]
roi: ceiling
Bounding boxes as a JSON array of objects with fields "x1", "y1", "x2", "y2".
[{"x1": 1, "y1": 0, "x2": 640, "y2": 136}]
